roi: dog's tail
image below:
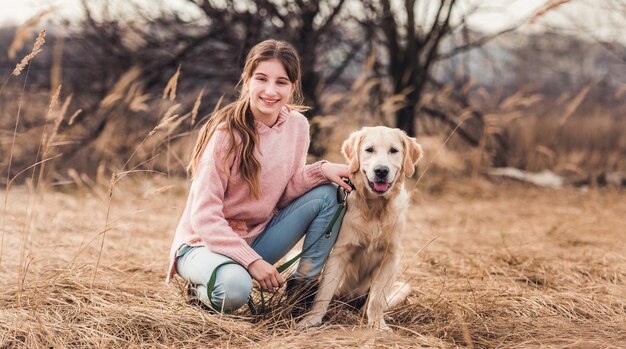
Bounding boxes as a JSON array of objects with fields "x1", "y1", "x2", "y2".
[{"x1": 386, "y1": 281, "x2": 412, "y2": 309}]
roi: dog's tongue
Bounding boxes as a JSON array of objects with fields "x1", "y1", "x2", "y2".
[{"x1": 374, "y1": 182, "x2": 389, "y2": 192}]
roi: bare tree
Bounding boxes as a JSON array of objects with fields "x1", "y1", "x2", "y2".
[
  {"x1": 362, "y1": 0, "x2": 458, "y2": 137},
  {"x1": 358, "y1": 0, "x2": 569, "y2": 141}
]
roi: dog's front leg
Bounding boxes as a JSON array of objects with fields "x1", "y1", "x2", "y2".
[
  {"x1": 366, "y1": 254, "x2": 399, "y2": 331},
  {"x1": 296, "y1": 251, "x2": 347, "y2": 329}
]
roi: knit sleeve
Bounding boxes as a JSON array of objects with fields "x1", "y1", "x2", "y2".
[
  {"x1": 189, "y1": 129, "x2": 262, "y2": 268},
  {"x1": 276, "y1": 121, "x2": 330, "y2": 209}
]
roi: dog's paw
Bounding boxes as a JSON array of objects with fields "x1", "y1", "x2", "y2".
[
  {"x1": 386, "y1": 281, "x2": 412, "y2": 309},
  {"x1": 368, "y1": 319, "x2": 393, "y2": 332},
  {"x1": 296, "y1": 314, "x2": 323, "y2": 330},
  {"x1": 378, "y1": 322, "x2": 393, "y2": 332}
]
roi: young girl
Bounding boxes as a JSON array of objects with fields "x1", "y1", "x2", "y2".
[{"x1": 166, "y1": 40, "x2": 352, "y2": 312}]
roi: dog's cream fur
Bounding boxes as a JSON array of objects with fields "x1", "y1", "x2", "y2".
[{"x1": 298, "y1": 126, "x2": 423, "y2": 331}]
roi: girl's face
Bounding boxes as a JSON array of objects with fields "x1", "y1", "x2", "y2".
[{"x1": 245, "y1": 58, "x2": 295, "y2": 121}]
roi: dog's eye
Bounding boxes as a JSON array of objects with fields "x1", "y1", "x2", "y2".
[
  {"x1": 390, "y1": 147, "x2": 399, "y2": 154},
  {"x1": 365, "y1": 147, "x2": 374, "y2": 153}
]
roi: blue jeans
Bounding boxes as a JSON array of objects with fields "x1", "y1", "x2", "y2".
[{"x1": 175, "y1": 184, "x2": 344, "y2": 312}]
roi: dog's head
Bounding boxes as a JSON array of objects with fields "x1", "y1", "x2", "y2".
[{"x1": 341, "y1": 126, "x2": 423, "y2": 196}]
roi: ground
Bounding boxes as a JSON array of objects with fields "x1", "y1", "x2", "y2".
[{"x1": 0, "y1": 178, "x2": 624, "y2": 348}]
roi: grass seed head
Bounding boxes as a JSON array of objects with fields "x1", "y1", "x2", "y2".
[{"x1": 12, "y1": 30, "x2": 46, "y2": 76}]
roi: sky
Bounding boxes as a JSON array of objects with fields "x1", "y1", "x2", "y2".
[{"x1": 0, "y1": 0, "x2": 622, "y2": 43}]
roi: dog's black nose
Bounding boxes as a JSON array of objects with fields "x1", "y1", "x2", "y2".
[{"x1": 374, "y1": 166, "x2": 389, "y2": 179}]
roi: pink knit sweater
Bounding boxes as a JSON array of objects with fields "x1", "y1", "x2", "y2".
[{"x1": 167, "y1": 107, "x2": 328, "y2": 282}]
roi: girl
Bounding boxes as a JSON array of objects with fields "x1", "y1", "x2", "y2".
[{"x1": 166, "y1": 39, "x2": 352, "y2": 313}]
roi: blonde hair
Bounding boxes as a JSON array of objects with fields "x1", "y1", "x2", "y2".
[{"x1": 188, "y1": 40, "x2": 306, "y2": 199}]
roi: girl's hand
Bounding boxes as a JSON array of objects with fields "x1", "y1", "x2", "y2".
[
  {"x1": 247, "y1": 259, "x2": 283, "y2": 291},
  {"x1": 321, "y1": 162, "x2": 352, "y2": 192}
]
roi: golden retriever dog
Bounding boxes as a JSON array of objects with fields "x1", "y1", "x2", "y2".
[{"x1": 298, "y1": 126, "x2": 423, "y2": 331}]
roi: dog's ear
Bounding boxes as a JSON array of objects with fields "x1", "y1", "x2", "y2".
[
  {"x1": 341, "y1": 130, "x2": 364, "y2": 173},
  {"x1": 402, "y1": 134, "x2": 423, "y2": 177}
]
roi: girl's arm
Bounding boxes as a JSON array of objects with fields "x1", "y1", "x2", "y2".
[
  {"x1": 277, "y1": 159, "x2": 328, "y2": 209},
  {"x1": 189, "y1": 129, "x2": 262, "y2": 268},
  {"x1": 276, "y1": 122, "x2": 351, "y2": 208},
  {"x1": 276, "y1": 121, "x2": 328, "y2": 208}
]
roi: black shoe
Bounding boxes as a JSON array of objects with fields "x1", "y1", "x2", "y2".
[
  {"x1": 284, "y1": 278, "x2": 319, "y2": 318},
  {"x1": 186, "y1": 284, "x2": 214, "y2": 312}
]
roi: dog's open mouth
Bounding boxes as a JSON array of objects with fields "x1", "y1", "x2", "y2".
[{"x1": 368, "y1": 179, "x2": 392, "y2": 194}]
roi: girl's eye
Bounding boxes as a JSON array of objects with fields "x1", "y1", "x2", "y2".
[
  {"x1": 277, "y1": 81, "x2": 287, "y2": 85},
  {"x1": 390, "y1": 147, "x2": 398, "y2": 154},
  {"x1": 365, "y1": 147, "x2": 374, "y2": 153},
  {"x1": 256, "y1": 77, "x2": 267, "y2": 81}
]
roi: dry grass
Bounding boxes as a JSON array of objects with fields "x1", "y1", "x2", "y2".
[
  {"x1": 11, "y1": 30, "x2": 46, "y2": 77},
  {"x1": 1, "y1": 178, "x2": 624, "y2": 348},
  {"x1": 476, "y1": 85, "x2": 626, "y2": 177}
]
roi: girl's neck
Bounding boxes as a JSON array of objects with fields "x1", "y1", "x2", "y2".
[{"x1": 253, "y1": 110, "x2": 280, "y2": 128}]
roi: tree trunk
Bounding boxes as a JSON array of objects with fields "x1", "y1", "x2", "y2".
[
  {"x1": 395, "y1": 105, "x2": 416, "y2": 137},
  {"x1": 301, "y1": 69, "x2": 320, "y2": 116},
  {"x1": 395, "y1": 78, "x2": 423, "y2": 137}
]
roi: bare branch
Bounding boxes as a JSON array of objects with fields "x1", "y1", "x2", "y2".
[
  {"x1": 315, "y1": 0, "x2": 347, "y2": 37},
  {"x1": 381, "y1": 0, "x2": 400, "y2": 68},
  {"x1": 404, "y1": 0, "x2": 417, "y2": 68},
  {"x1": 438, "y1": 0, "x2": 574, "y2": 60},
  {"x1": 421, "y1": 106, "x2": 481, "y2": 146},
  {"x1": 422, "y1": 0, "x2": 456, "y2": 75},
  {"x1": 325, "y1": 41, "x2": 363, "y2": 86},
  {"x1": 419, "y1": 0, "x2": 448, "y2": 49},
  {"x1": 256, "y1": 0, "x2": 286, "y2": 24},
  {"x1": 438, "y1": 26, "x2": 520, "y2": 60}
]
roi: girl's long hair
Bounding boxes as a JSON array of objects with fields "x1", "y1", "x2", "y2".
[{"x1": 187, "y1": 40, "x2": 306, "y2": 199}]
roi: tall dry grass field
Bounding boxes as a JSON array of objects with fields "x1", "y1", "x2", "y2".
[{"x1": 0, "y1": 179, "x2": 624, "y2": 348}]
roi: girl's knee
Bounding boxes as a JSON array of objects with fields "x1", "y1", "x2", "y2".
[
  {"x1": 211, "y1": 265, "x2": 253, "y2": 311},
  {"x1": 310, "y1": 184, "x2": 339, "y2": 208}
]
